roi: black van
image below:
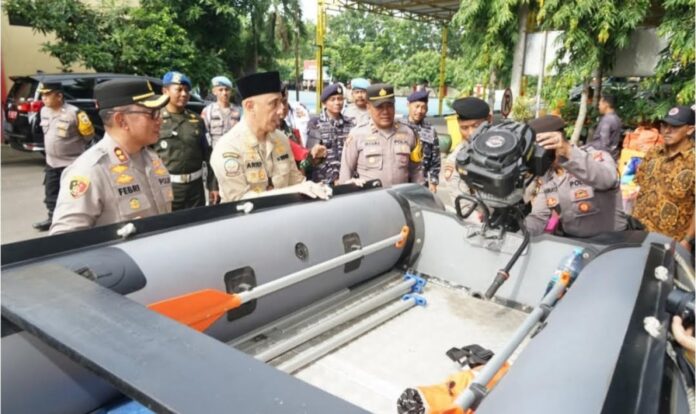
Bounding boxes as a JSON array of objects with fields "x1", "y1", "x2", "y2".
[{"x1": 3, "y1": 73, "x2": 206, "y2": 153}]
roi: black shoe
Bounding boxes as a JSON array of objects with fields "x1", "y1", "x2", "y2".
[{"x1": 32, "y1": 219, "x2": 52, "y2": 232}]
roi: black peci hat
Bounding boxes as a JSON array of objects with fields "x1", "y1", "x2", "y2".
[
  {"x1": 452, "y1": 97, "x2": 489, "y2": 120},
  {"x1": 528, "y1": 115, "x2": 566, "y2": 134},
  {"x1": 236, "y1": 71, "x2": 282, "y2": 100}
]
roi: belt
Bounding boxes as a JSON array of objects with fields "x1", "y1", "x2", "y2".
[{"x1": 169, "y1": 169, "x2": 203, "y2": 184}]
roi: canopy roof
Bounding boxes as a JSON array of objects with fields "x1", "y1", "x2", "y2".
[{"x1": 327, "y1": 0, "x2": 460, "y2": 24}]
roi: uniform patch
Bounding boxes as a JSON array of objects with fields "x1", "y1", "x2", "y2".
[
  {"x1": 154, "y1": 167, "x2": 168, "y2": 176},
  {"x1": 668, "y1": 107, "x2": 679, "y2": 116},
  {"x1": 224, "y1": 158, "x2": 241, "y2": 176},
  {"x1": 118, "y1": 184, "x2": 141, "y2": 196},
  {"x1": 110, "y1": 164, "x2": 129, "y2": 174},
  {"x1": 69, "y1": 176, "x2": 90, "y2": 199},
  {"x1": 222, "y1": 152, "x2": 240, "y2": 159},
  {"x1": 115, "y1": 174, "x2": 135, "y2": 185},
  {"x1": 578, "y1": 201, "x2": 591, "y2": 213},
  {"x1": 160, "y1": 141, "x2": 168, "y2": 149},
  {"x1": 114, "y1": 147, "x2": 128, "y2": 163},
  {"x1": 246, "y1": 161, "x2": 263, "y2": 169},
  {"x1": 276, "y1": 153, "x2": 289, "y2": 161},
  {"x1": 574, "y1": 189, "x2": 589, "y2": 200},
  {"x1": 129, "y1": 198, "x2": 141, "y2": 210},
  {"x1": 546, "y1": 197, "x2": 558, "y2": 208},
  {"x1": 444, "y1": 165, "x2": 454, "y2": 180}
]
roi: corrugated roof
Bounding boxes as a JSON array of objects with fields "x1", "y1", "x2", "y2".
[{"x1": 327, "y1": 0, "x2": 460, "y2": 24}]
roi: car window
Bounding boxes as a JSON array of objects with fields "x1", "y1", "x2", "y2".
[
  {"x1": 8, "y1": 80, "x2": 37, "y2": 102},
  {"x1": 61, "y1": 78, "x2": 95, "y2": 100}
]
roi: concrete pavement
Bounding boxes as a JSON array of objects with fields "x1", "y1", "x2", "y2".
[{"x1": 1, "y1": 145, "x2": 48, "y2": 244}]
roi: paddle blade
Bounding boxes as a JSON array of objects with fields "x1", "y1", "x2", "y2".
[{"x1": 148, "y1": 289, "x2": 242, "y2": 332}]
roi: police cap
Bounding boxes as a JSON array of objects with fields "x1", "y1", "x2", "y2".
[
  {"x1": 452, "y1": 97, "x2": 489, "y2": 120},
  {"x1": 351, "y1": 78, "x2": 370, "y2": 90},
  {"x1": 236, "y1": 71, "x2": 282, "y2": 100},
  {"x1": 95, "y1": 78, "x2": 169, "y2": 110},
  {"x1": 38, "y1": 82, "x2": 62, "y2": 94},
  {"x1": 663, "y1": 105, "x2": 695, "y2": 127},
  {"x1": 407, "y1": 90, "x2": 429, "y2": 103},
  {"x1": 321, "y1": 83, "x2": 344, "y2": 102},
  {"x1": 162, "y1": 71, "x2": 192, "y2": 88},
  {"x1": 367, "y1": 83, "x2": 395, "y2": 107},
  {"x1": 211, "y1": 76, "x2": 233, "y2": 88},
  {"x1": 528, "y1": 115, "x2": 566, "y2": 134}
]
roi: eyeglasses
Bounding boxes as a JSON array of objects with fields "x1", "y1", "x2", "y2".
[{"x1": 121, "y1": 109, "x2": 161, "y2": 120}]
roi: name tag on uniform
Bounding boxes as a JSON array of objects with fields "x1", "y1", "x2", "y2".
[{"x1": 118, "y1": 184, "x2": 141, "y2": 196}]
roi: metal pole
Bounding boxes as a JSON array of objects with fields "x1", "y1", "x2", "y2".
[
  {"x1": 456, "y1": 275, "x2": 569, "y2": 410},
  {"x1": 295, "y1": 5, "x2": 300, "y2": 102},
  {"x1": 534, "y1": 31, "x2": 548, "y2": 118},
  {"x1": 438, "y1": 25, "x2": 448, "y2": 116},
  {"x1": 315, "y1": 0, "x2": 325, "y2": 114},
  {"x1": 237, "y1": 231, "x2": 405, "y2": 303},
  {"x1": 255, "y1": 280, "x2": 416, "y2": 362},
  {"x1": 277, "y1": 296, "x2": 421, "y2": 373}
]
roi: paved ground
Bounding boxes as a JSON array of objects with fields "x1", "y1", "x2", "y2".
[{"x1": 1, "y1": 145, "x2": 48, "y2": 244}]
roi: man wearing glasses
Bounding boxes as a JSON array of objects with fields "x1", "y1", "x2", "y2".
[
  {"x1": 633, "y1": 105, "x2": 695, "y2": 251},
  {"x1": 49, "y1": 79, "x2": 173, "y2": 235},
  {"x1": 156, "y1": 71, "x2": 215, "y2": 208}
]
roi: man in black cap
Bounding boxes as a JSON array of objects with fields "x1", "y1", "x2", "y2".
[
  {"x1": 406, "y1": 90, "x2": 440, "y2": 192},
  {"x1": 50, "y1": 79, "x2": 173, "y2": 235},
  {"x1": 305, "y1": 83, "x2": 355, "y2": 184},
  {"x1": 33, "y1": 82, "x2": 95, "y2": 231},
  {"x1": 633, "y1": 105, "x2": 695, "y2": 250},
  {"x1": 338, "y1": 83, "x2": 424, "y2": 187},
  {"x1": 440, "y1": 97, "x2": 491, "y2": 211},
  {"x1": 210, "y1": 71, "x2": 331, "y2": 202},
  {"x1": 524, "y1": 115, "x2": 621, "y2": 237}
]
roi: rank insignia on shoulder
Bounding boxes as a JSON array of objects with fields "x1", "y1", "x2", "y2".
[
  {"x1": 114, "y1": 147, "x2": 129, "y2": 163},
  {"x1": 69, "y1": 176, "x2": 90, "y2": 199},
  {"x1": 110, "y1": 164, "x2": 129, "y2": 174},
  {"x1": 129, "y1": 198, "x2": 141, "y2": 210},
  {"x1": 115, "y1": 174, "x2": 135, "y2": 185},
  {"x1": 154, "y1": 167, "x2": 168, "y2": 177}
]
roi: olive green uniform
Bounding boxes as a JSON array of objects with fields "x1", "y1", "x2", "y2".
[{"x1": 155, "y1": 108, "x2": 211, "y2": 210}]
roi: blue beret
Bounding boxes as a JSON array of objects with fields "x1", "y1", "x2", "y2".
[
  {"x1": 452, "y1": 97, "x2": 489, "y2": 120},
  {"x1": 351, "y1": 78, "x2": 369, "y2": 90},
  {"x1": 211, "y1": 76, "x2": 233, "y2": 88},
  {"x1": 407, "y1": 90, "x2": 429, "y2": 103},
  {"x1": 162, "y1": 71, "x2": 192, "y2": 88},
  {"x1": 321, "y1": 84, "x2": 344, "y2": 102}
]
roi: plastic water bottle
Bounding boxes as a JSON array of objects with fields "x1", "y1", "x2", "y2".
[{"x1": 544, "y1": 247, "x2": 585, "y2": 296}]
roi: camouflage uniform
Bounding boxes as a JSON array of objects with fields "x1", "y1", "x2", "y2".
[
  {"x1": 407, "y1": 119, "x2": 440, "y2": 186},
  {"x1": 305, "y1": 110, "x2": 355, "y2": 184}
]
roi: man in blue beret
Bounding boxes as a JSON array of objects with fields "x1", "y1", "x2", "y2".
[
  {"x1": 305, "y1": 83, "x2": 355, "y2": 184},
  {"x1": 343, "y1": 78, "x2": 370, "y2": 125},
  {"x1": 156, "y1": 71, "x2": 215, "y2": 209},
  {"x1": 406, "y1": 90, "x2": 440, "y2": 193}
]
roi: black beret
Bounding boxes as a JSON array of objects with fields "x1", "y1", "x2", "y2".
[
  {"x1": 367, "y1": 83, "x2": 395, "y2": 106},
  {"x1": 452, "y1": 97, "x2": 489, "y2": 120},
  {"x1": 321, "y1": 83, "x2": 344, "y2": 102},
  {"x1": 94, "y1": 78, "x2": 169, "y2": 110},
  {"x1": 663, "y1": 105, "x2": 695, "y2": 127},
  {"x1": 528, "y1": 115, "x2": 566, "y2": 134},
  {"x1": 236, "y1": 71, "x2": 282, "y2": 100},
  {"x1": 37, "y1": 82, "x2": 62, "y2": 94},
  {"x1": 407, "y1": 89, "x2": 429, "y2": 103}
]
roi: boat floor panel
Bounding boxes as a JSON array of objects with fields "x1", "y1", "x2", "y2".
[{"x1": 292, "y1": 282, "x2": 529, "y2": 414}]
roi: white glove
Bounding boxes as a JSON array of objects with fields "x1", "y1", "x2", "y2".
[
  {"x1": 297, "y1": 181, "x2": 333, "y2": 200},
  {"x1": 345, "y1": 178, "x2": 366, "y2": 187}
]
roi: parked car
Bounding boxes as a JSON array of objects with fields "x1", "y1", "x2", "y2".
[{"x1": 3, "y1": 72, "x2": 207, "y2": 153}]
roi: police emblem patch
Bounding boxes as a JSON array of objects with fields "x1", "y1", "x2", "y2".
[
  {"x1": 379, "y1": 89, "x2": 387, "y2": 97},
  {"x1": 129, "y1": 198, "x2": 141, "y2": 210},
  {"x1": 668, "y1": 107, "x2": 679, "y2": 116},
  {"x1": 224, "y1": 158, "x2": 240, "y2": 176},
  {"x1": 115, "y1": 174, "x2": 135, "y2": 185},
  {"x1": 574, "y1": 189, "x2": 589, "y2": 200},
  {"x1": 578, "y1": 202, "x2": 591, "y2": 213},
  {"x1": 69, "y1": 176, "x2": 90, "y2": 199}
]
